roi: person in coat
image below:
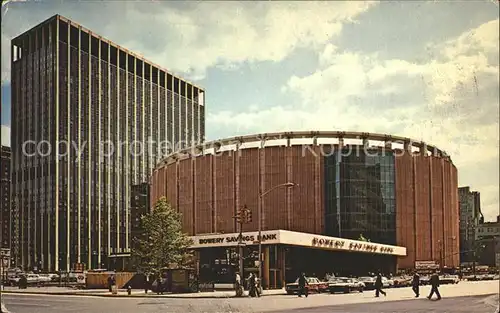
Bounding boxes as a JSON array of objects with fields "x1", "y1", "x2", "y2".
[
  {"x1": 374, "y1": 272, "x2": 386, "y2": 297},
  {"x1": 427, "y1": 271, "x2": 441, "y2": 300},
  {"x1": 107, "y1": 275, "x2": 114, "y2": 292},
  {"x1": 248, "y1": 273, "x2": 257, "y2": 297},
  {"x1": 297, "y1": 273, "x2": 309, "y2": 298},
  {"x1": 412, "y1": 272, "x2": 420, "y2": 297}
]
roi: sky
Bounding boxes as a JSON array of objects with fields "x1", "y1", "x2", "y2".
[{"x1": 0, "y1": 1, "x2": 499, "y2": 221}]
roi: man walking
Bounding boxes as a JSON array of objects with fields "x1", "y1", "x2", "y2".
[
  {"x1": 248, "y1": 273, "x2": 257, "y2": 297},
  {"x1": 427, "y1": 271, "x2": 441, "y2": 300},
  {"x1": 235, "y1": 272, "x2": 243, "y2": 297},
  {"x1": 374, "y1": 272, "x2": 386, "y2": 297},
  {"x1": 297, "y1": 273, "x2": 309, "y2": 298},
  {"x1": 412, "y1": 272, "x2": 420, "y2": 297}
]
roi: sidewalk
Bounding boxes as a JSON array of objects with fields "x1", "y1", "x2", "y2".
[{"x1": 2, "y1": 286, "x2": 286, "y2": 298}]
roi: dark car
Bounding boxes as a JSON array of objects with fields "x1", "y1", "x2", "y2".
[{"x1": 285, "y1": 277, "x2": 328, "y2": 295}]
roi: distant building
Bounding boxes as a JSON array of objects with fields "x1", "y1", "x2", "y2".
[
  {"x1": 0, "y1": 146, "x2": 11, "y2": 249},
  {"x1": 458, "y1": 187, "x2": 482, "y2": 264},
  {"x1": 475, "y1": 215, "x2": 500, "y2": 267}
]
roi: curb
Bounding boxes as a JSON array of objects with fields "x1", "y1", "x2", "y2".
[{"x1": 1, "y1": 290, "x2": 284, "y2": 299}]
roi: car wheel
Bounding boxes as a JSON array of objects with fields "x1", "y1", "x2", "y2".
[
  {"x1": 359, "y1": 287, "x2": 363, "y2": 293},
  {"x1": 286, "y1": 291, "x2": 293, "y2": 295}
]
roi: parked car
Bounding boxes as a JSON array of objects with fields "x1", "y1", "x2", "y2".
[
  {"x1": 392, "y1": 276, "x2": 412, "y2": 288},
  {"x1": 328, "y1": 277, "x2": 364, "y2": 294},
  {"x1": 382, "y1": 277, "x2": 394, "y2": 288},
  {"x1": 7, "y1": 275, "x2": 22, "y2": 286},
  {"x1": 420, "y1": 275, "x2": 430, "y2": 285},
  {"x1": 37, "y1": 274, "x2": 53, "y2": 284},
  {"x1": 285, "y1": 277, "x2": 327, "y2": 295},
  {"x1": 439, "y1": 274, "x2": 460, "y2": 284},
  {"x1": 26, "y1": 274, "x2": 40, "y2": 285},
  {"x1": 358, "y1": 276, "x2": 376, "y2": 290}
]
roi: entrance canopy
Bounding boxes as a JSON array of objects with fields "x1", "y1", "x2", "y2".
[{"x1": 189, "y1": 230, "x2": 406, "y2": 257}]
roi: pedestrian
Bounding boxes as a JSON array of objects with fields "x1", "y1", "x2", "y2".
[
  {"x1": 155, "y1": 276, "x2": 162, "y2": 295},
  {"x1": 107, "y1": 275, "x2": 113, "y2": 292},
  {"x1": 144, "y1": 273, "x2": 150, "y2": 294},
  {"x1": 297, "y1": 273, "x2": 309, "y2": 298},
  {"x1": 235, "y1": 272, "x2": 243, "y2": 297},
  {"x1": 248, "y1": 273, "x2": 257, "y2": 297},
  {"x1": 374, "y1": 272, "x2": 386, "y2": 297},
  {"x1": 427, "y1": 271, "x2": 441, "y2": 300},
  {"x1": 412, "y1": 271, "x2": 420, "y2": 297}
]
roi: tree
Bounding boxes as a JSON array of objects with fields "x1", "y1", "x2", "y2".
[{"x1": 132, "y1": 197, "x2": 193, "y2": 274}]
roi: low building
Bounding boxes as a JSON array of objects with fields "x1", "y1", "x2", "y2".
[{"x1": 475, "y1": 215, "x2": 500, "y2": 267}]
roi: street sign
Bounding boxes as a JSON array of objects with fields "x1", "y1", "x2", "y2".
[
  {"x1": 415, "y1": 260, "x2": 439, "y2": 270},
  {"x1": 77, "y1": 274, "x2": 86, "y2": 284}
]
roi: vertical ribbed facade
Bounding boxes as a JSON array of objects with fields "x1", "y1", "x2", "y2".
[
  {"x1": 0, "y1": 146, "x2": 11, "y2": 249},
  {"x1": 150, "y1": 135, "x2": 459, "y2": 270},
  {"x1": 10, "y1": 15, "x2": 205, "y2": 272}
]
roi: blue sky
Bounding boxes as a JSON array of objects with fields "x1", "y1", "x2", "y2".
[{"x1": 1, "y1": 1, "x2": 499, "y2": 220}]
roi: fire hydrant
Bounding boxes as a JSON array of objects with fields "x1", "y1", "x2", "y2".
[{"x1": 127, "y1": 285, "x2": 132, "y2": 296}]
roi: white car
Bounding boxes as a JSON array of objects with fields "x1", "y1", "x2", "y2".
[
  {"x1": 382, "y1": 277, "x2": 394, "y2": 288},
  {"x1": 37, "y1": 274, "x2": 53, "y2": 283},
  {"x1": 26, "y1": 274, "x2": 40, "y2": 284},
  {"x1": 439, "y1": 274, "x2": 460, "y2": 284},
  {"x1": 328, "y1": 277, "x2": 365, "y2": 293}
]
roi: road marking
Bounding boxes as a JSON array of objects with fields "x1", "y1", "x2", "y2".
[{"x1": 6, "y1": 302, "x2": 51, "y2": 307}]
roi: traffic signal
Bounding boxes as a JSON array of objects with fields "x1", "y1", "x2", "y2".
[
  {"x1": 246, "y1": 208, "x2": 252, "y2": 223},
  {"x1": 234, "y1": 209, "x2": 243, "y2": 224}
]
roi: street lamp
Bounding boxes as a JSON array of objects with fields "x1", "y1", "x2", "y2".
[{"x1": 258, "y1": 182, "x2": 297, "y2": 292}]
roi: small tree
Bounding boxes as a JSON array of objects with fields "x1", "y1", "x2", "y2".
[{"x1": 132, "y1": 197, "x2": 193, "y2": 275}]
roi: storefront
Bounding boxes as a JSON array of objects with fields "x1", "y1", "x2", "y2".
[{"x1": 189, "y1": 230, "x2": 406, "y2": 289}]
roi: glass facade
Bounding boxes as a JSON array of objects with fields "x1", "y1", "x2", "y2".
[
  {"x1": 324, "y1": 147, "x2": 396, "y2": 245},
  {"x1": 11, "y1": 15, "x2": 205, "y2": 272}
]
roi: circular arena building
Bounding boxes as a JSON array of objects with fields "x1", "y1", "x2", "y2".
[{"x1": 150, "y1": 131, "x2": 459, "y2": 289}]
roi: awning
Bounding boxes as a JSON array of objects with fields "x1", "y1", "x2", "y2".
[{"x1": 188, "y1": 229, "x2": 406, "y2": 257}]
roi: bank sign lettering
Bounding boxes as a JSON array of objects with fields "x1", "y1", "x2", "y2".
[{"x1": 199, "y1": 234, "x2": 278, "y2": 245}]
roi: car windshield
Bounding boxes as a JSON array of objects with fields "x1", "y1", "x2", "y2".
[{"x1": 294, "y1": 277, "x2": 313, "y2": 283}]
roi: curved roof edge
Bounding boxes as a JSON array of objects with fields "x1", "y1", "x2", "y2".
[{"x1": 157, "y1": 130, "x2": 453, "y2": 168}]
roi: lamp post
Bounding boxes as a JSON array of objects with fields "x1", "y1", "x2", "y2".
[{"x1": 258, "y1": 182, "x2": 297, "y2": 292}]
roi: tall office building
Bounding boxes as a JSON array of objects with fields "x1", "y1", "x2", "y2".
[
  {"x1": 10, "y1": 15, "x2": 205, "y2": 272},
  {"x1": 0, "y1": 146, "x2": 11, "y2": 249},
  {"x1": 458, "y1": 186, "x2": 482, "y2": 264}
]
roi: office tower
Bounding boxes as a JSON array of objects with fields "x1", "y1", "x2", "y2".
[
  {"x1": 0, "y1": 146, "x2": 11, "y2": 249},
  {"x1": 10, "y1": 14, "x2": 205, "y2": 272},
  {"x1": 458, "y1": 186, "x2": 482, "y2": 264}
]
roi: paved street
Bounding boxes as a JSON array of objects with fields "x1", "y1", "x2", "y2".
[{"x1": 2, "y1": 281, "x2": 498, "y2": 313}]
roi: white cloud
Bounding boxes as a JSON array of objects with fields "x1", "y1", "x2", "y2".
[
  {"x1": 209, "y1": 18, "x2": 500, "y2": 220},
  {"x1": 1, "y1": 1, "x2": 379, "y2": 83},
  {"x1": 1, "y1": 125, "x2": 10, "y2": 147}
]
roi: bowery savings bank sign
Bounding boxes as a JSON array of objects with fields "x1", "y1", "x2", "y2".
[
  {"x1": 199, "y1": 234, "x2": 278, "y2": 245},
  {"x1": 190, "y1": 231, "x2": 280, "y2": 248}
]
